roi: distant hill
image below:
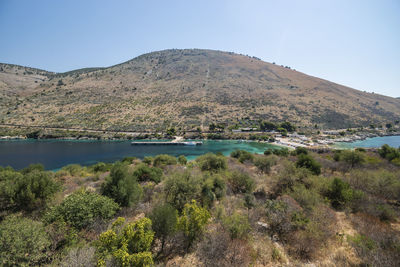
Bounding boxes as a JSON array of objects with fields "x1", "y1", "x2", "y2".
[{"x1": 1, "y1": 49, "x2": 399, "y2": 131}]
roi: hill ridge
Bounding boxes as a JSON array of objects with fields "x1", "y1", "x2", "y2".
[{"x1": 1, "y1": 49, "x2": 399, "y2": 131}]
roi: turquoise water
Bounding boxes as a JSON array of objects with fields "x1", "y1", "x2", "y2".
[
  {"x1": 0, "y1": 139, "x2": 277, "y2": 170},
  {"x1": 335, "y1": 135, "x2": 400, "y2": 149}
]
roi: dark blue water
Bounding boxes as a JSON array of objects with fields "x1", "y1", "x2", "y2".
[
  {"x1": 335, "y1": 135, "x2": 400, "y2": 149},
  {"x1": 0, "y1": 139, "x2": 277, "y2": 170}
]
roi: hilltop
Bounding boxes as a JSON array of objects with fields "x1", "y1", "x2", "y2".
[{"x1": 1, "y1": 49, "x2": 400, "y2": 131}]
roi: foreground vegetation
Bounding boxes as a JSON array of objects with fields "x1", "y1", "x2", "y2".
[{"x1": 0, "y1": 145, "x2": 399, "y2": 266}]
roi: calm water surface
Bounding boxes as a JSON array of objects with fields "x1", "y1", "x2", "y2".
[
  {"x1": 0, "y1": 139, "x2": 277, "y2": 170},
  {"x1": 335, "y1": 135, "x2": 400, "y2": 149}
]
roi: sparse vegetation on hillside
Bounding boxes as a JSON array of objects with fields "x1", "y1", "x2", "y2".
[{"x1": 1, "y1": 49, "x2": 400, "y2": 132}]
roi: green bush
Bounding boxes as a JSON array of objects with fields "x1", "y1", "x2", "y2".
[
  {"x1": 230, "y1": 150, "x2": 254, "y2": 163},
  {"x1": 46, "y1": 189, "x2": 119, "y2": 230},
  {"x1": 178, "y1": 155, "x2": 188, "y2": 165},
  {"x1": 196, "y1": 153, "x2": 227, "y2": 172},
  {"x1": 254, "y1": 155, "x2": 278, "y2": 173},
  {"x1": 201, "y1": 173, "x2": 226, "y2": 207},
  {"x1": 92, "y1": 162, "x2": 111, "y2": 172},
  {"x1": 288, "y1": 184, "x2": 324, "y2": 212},
  {"x1": 20, "y1": 163, "x2": 45, "y2": 174},
  {"x1": 326, "y1": 178, "x2": 362, "y2": 210},
  {"x1": 378, "y1": 144, "x2": 400, "y2": 161},
  {"x1": 296, "y1": 154, "x2": 321, "y2": 175},
  {"x1": 149, "y1": 203, "x2": 178, "y2": 253},
  {"x1": 177, "y1": 200, "x2": 210, "y2": 248},
  {"x1": 143, "y1": 156, "x2": 153, "y2": 165},
  {"x1": 264, "y1": 148, "x2": 289, "y2": 157},
  {"x1": 223, "y1": 213, "x2": 251, "y2": 240},
  {"x1": 0, "y1": 168, "x2": 59, "y2": 211},
  {"x1": 96, "y1": 217, "x2": 154, "y2": 267},
  {"x1": 227, "y1": 171, "x2": 255, "y2": 194},
  {"x1": 122, "y1": 156, "x2": 137, "y2": 164},
  {"x1": 0, "y1": 215, "x2": 51, "y2": 266},
  {"x1": 164, "y1": 171, "x2": 202, "y2": 211},
  {"x1": 101, "y1": 162, "x2": 142, "y2": 207},
  {"x1": 336, "y1": 150, "x2": 365, "y2": 168},
  {"x1": 61, "y1": 164, "x2": 86, "y2": 176},
  {"x1": 292, "y1": 147, "x2": 308, "y2": 156},
  {"x1": 133, "y1": 163, "x2": 163, "y2": 183},
  {"x1": 153, "y1": 154, "x2": 177, "y2": 167}
]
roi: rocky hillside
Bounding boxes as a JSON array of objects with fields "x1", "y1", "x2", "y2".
[{"x1": 1, "y1": 49, "x2": 399, "y2": 131}]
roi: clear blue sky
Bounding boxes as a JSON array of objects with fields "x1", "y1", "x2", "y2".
[{"x1": 0, "y1": 0, "x2": 399, "y2": 97}]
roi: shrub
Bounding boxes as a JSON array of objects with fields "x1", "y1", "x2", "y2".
[
  {"x1": 254, "y1": 155, "x2": 278, "y2": 173},
  {"x1": 201, "y1": 173, "x2": 226, "y2": 207},
  {"x1": 264, "y1": 148, "x2": 289, "y2": 157},
  {"x1": 178, "y1": 155, "x2": 187, "y2": 165},
  {"x1": 96, "y1": 217, "x2": 154, "y2": 267},
  {"x1": 133, "y1": 163, "x2": 163, "y2": 183},
  {"x1": 143, "y1": 156, "x2": 153, "y2": 165},
  {"x1": 338, "y1": 150, "x2": 365, "y2": 168},
  {"x1": 326, "y1": 178, "x2": 362, "y2": 210},
  {"x1": 227, "y1": 171, "x2": 255, "y2": 194},
  {"x1": 149, "y1": 203, "x2": 178, "y2": 254},
  {"x1": 62, "y1": 164, "x2": 86, "y2": 176},
  {"x1": 288, "y1": 184, "x2": 324, "y2": 212},
  {"x1": 92, "y1": 162, "x2": 110, "y2": 172},
  {"x1": 20, "y1": 163, "x2": 45, "y2": 174},
  {"x1": 0, "y1": 168, "x2": 59, "y2": 211},
  {"x1": 196, "y1": 153, "x2": 227, "y2": 172},
  {"x1": 153, "y1": 154, "x2": 177, "y2": 167},
  {"x1": 378, "y1": 144, "x2": 400, "y2": 161},
  {"x1": 101, "y1": 162, "x2": 142, "y2": 207},
  {"x1": 122, "y1": 156, "x2": 137, "y2": 164},
  {"x1": 164, "y1": 171, "x2": 202, "y2": 211},
  {"x1": 296, "y1": 154, "x2": 321, "y2": 175},
  {"x1": 46, "y1": 189, "x2": 119, "y2": 230},
  {"x1": 264, "y1": 197, "x2": 303, "y2": 241},
  {"x1": 292, "y1": 147, "x2": 308, "y2": 155},
  {"x1": 223, "y1": 213, "x2": 251, "y2": 240},
  {"x1": 230, "y1": 150, "x2": 254, "y2": 163},
  {"x1": 273, "y1": 161, "x2": 312, "y2": 194},
  {"x1": 0, "y1": 215, "x2": 51, "y2": 266},
  {"x1": 178, "y1": 200, "x2": 210, "y2": 249}
]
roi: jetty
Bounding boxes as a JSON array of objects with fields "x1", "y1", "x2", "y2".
[
  {"x1": 131, "y1": 136, "x2": 202, "y2": 146},
  {"x1": 131, "y1": 141, "x2": 202, "y2": 146}
]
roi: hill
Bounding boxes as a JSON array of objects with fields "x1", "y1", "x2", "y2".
[{"x1": 1, "y1": 49, "x2": 399, "y2": 131}]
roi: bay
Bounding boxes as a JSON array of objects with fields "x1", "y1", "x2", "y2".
[
  {"x1": 0, "y1": 139, "x2": 277, "y2": 170},
  {"x1": 335, "y1": 135, "x2": 400, "y2": 149}
]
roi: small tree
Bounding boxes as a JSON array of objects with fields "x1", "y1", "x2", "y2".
[
  {"x1": 340, "y1": 150, "x2": 365, "y2": 168},
  {"x1": 153, "y1": 154, "x2": 177, "y2": 167},
  {"x1": 0, "y1": 215, "x2": 51, "y2": 266},
  {"x1": 164, "y1": 171, "x2": 202, "y2": 211},
  {"x1": 133, "y1": 163, "x2": 163, "y2": 183},
  {"x1": 149, "y1": 203, "x2": 178, "y2": 255},
  {"x1": 253, "y1": 155, "x2": 278, "y2": 173},
  {"x1": 228, "y1": 171, "x2": 255, "y2": 194},
  {"x1": 178, "y1": 200, "x2": 210, "y2": 249},
  {"x1": 178, "y1": 155, "x2": 187, "y2": 165},
  {"x1": 230, "y1": 150, "x2": 254, "y2": 163},
  {"x1": 96, "y1": 217, "x2": 154, "y2": 267},
  {"x1": 101, "y1": 162, "x2": 142, "y2": 207},
  {"x1": 327, "y1": 178, "x2": 360, "y2": 210},
  {"x1": 223, "y1": 213, "x2": 251, "y2": 240},
  {"x1": 46, "y1": 189, "x2": 119, "y2": 230},
  {"x1": 296, "y1": 154, "x2": 321, "y2": 175},
  {"x1": 196, "y1": 153, "x2": 227, "y2": 172}
]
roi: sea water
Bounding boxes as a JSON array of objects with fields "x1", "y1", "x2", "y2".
[
  {"x1": 335, "y1": 135, "x2": 400, "y2": 149},
  {"x1": 0, "y1": 139, "x2": 278, "y2": 170}
]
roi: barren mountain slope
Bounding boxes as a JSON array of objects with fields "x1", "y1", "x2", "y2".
[{"x1": 1, "y1": 49, "x2": 399, "y2": 131}]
